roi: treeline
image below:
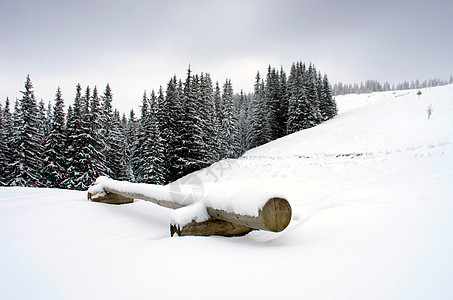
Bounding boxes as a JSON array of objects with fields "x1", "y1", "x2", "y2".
[
  {"x1": 333, "y1": 75, "x2": 453, "y2": 96},
  {"x1": 0, "y1": 61, "x2": 337, "y2": 190}
]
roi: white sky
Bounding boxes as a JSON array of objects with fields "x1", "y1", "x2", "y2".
[{"x1": 1, "y1": 0, "x2": 452, "y2": 113}]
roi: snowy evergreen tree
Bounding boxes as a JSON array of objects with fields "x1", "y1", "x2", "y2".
[
  {"x1": 213, "y1": 81, "x2": 223, "y2": 154},
  {"x1": 304, "y1": 64, "x2": 323, "y2": 127},
  {"x1": 64, "y1": 84, "x2": 83, "y2": 189},
  {"x1": 81, "y1": 86, "x2": 107, "y2": 188},
  {"x1": 264, "y1": 66, "x2": 280, "y2": 141},
  {"x1": 287, "y1": 62, "x2": 307, "y2": 134},
  {"x1": 321, "y1": 74, "x2": 337, "y2": 120},
  {"x1": 238, "y1": 90, "x2": 252, "y2": 154},
  {"x1": 108, "y1": 109, "x2": 127, "y2": 180},
  {"x1": 250, "y1": 72, "x2": 268, "y2": 148},
  {"x1": 100, "y1": 84, "x2": 123, "y2": 179},
  {"x1": 0, "y1": 104, "x2": 7, "y2": 185},
  {"x1": 156, "y1": 86, "x2": 170, "y2": 183},
  {"x1": 42, "y1": 87, "x2": 67, "y2": 188},
  {"x1": 200, "y1": 73, "x2": 219, "y2": 163},
  {"x1": 9, "y1": 75, "x2": 43, "y2": 186},
  {"x1": 136, "y1": 91, "x2": 165, "y2": 184},
  {"x1": 64, "y1": 85, "x2": 106, "y2": 190},
  {"x1": 277, "y1": 67, "x2": 289, "y2": 138},
  {"x1": 131, "y1": 91, "x2": 149, "y2": 182},
  {"x1": 122, "y1": 109, "x2": 138, "y2": 182},
  {"x1": 219, "y1": 79, "x2": 240, "y2": 159},
  {"x1": 0, "y1": 98, "x2": 13, "y2": 185},
  {"x1": 166, "y1": 77, "x2": 186, "y2": 182},
  {"x1": 181, "y1": 69, "x2": 207, "y2": 174}
]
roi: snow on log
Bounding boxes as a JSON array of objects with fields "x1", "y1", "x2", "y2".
[
  {"x1": 207, "y1": 197, "x2": 291, "y2": 232},
  {"x1": 88, "y1": 176, "x2": 185, "y2": 209},
  {"x1": 87, "y1": 177, "x2": 292, "y2": 235}
]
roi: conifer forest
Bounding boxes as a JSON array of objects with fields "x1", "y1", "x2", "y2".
[{"x1": 0, "y1": 61, "x2": 338, "y2": 190}]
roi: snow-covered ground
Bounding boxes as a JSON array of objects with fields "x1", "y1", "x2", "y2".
[{"x1": 1, "y1": 85, "x2": 453, "y2": 299}]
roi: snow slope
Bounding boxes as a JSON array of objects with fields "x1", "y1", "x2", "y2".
[{"x1": 1, "y1": 85, "x2": 453, "y2": 299}]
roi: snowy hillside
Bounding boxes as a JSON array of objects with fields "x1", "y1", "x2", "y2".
[{"x1": 1, "y1": 85, "x2": 453, "y2": 299}]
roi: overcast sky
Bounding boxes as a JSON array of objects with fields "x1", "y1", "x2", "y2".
[{"x1": 1, "y1": 0, "x2": 452, "y2": 113}]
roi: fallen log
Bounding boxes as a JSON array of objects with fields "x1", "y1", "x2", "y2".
[
  {"x1": 170, "y1": 219, "x2": 254, "y2": 237},
  {"x1": 87, "y1": 177, "x2": 292, "y2": 236},
  {"x1": 88, "y1": 191, "x2": 134, "y2": 205},
  {"x1": 207, "y1": 197, "x2": 291, "y2": 232}
]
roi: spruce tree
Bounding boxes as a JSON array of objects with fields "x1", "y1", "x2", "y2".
[
  {"x1": 250, "y1": 72, "x2": 267, "y2": 148},
  {"x1": 138, "y1": 91, "x2": 165, "y2": 184},
  {"x1": 322, "y1": 74, "x2": 337, "y2": 120},
  {"x1": 80, "y1": 86, "x2": 107, "y2": 188},
  {"x1": 107, "y1": 109, "x2": 127, "y2": 180},
  {"x1": 219, "y1": 79, "x2": 240, "y2": 159},
  {"x1": 277, "y1": 67, "x2": 289, "y2": 138},
  {"x1": 1, "y1": 98, "x2": 13, "y2": 185},
  {"x1": 156, "y1": 86, "x2": 170, "y2": 183},
  {"x1": 131, "y1": 91, "x2": 149, "y2": 182},
  {"x1": 264, "y1": 66, "x2": 280, "y2": 141},
  {"x1": 238, "y1": 90, "x2": 252, "y2": 154},
  {"x1": 42, "y1": 87, "x2": 67, "y2": 188},
  {"x1": 213, "y1": 81, "x2": 223, "y2": 154},
  {"x1": 10, "y1": 75, "x2": 43, "y2": 186},
  {"x1": 64, "y1": 84, "x2": 83, "y2": 189},
  {"x1": 287, "y1": 62, "x2": 307, "y2": 134},
  {"x1": 181, "y1": 69, "x2": 206, "y2": 174},
  {"x1": 123, "y1": 109, "x2": 138, "y2": 182},
  {"x1": 100, "y1": 84, "x2": 119, "y2": 178},
  {"x1": 0, "y1": 104, "x2": 7, "y2": 185},
  {"x1": 200, "y1": 73, "x2": 219, "y2": 163},
  {"x1": 166, "y1": 77, "x2": 186, "y2": 182}
]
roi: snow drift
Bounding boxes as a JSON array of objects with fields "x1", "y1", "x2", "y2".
[{"x1": 1, "y1": 84, "x2": 453, "y2": 299}]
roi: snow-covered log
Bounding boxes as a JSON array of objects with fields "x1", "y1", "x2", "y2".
[{"x1": 87, "y1": 177, "x2": 292, "y2": 236}]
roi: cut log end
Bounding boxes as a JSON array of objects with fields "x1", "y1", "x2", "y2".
[
  {"x1": 170, "y1": 219, "x2": 254, "y2": 237},
  {"x1": 261, "y1": 197, "x2": 292, "y2": 232},
  {"x1": 88, "y1": 192, "x2": 134, "y2": 205}
]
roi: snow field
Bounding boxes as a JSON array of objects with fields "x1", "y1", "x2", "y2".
[{"x1": 1, "y1": 84, "x2": 453, "y2": 299}]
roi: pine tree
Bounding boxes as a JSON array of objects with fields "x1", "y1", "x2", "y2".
[
  {"x1": 100, "y1": 83, "x2": 120, "y2": 178},
  {"x1": 64, "y1": 84, "x2": 83, "y2": 189},
  {"x1": 42, "y1": 87, "x2": 67, "y2": 188},
  {"x1": 64, "y1": 85, "x2": 107, "y2": 190},
  {"x1": 108, "y1": 109, "x2": 127, "y2": 180},
  {"x1": 156, "y1": 86, "x2": 170, "y2": 183},
  {"x1": 200, "y1": 73, "x2": 219, "y2": 163},
  {"x1": 180, "y1": 69, "x2": 207, "y2": 175},
  {"x1": 287, "y1": 62, "x2": 307, "y2": 134},
  {"x1": 213, "y1": 81, "x2": 223, "y2": 155},
  {"x1": 139, "y1": 91, "x2": 165, "y2": 184},
  {"x1": 277, "y1": 67, "x2": 289, "y2": 138},
  {"x1": 264, "y1": 66, "x2": 280, "y2": 141},
  {"x1": 166, "y1": 77, "x2": 186, "y2": 182},
  {"x1": 131, "y1": 91, "x2": 149, "y2": 182},
  {"x1": 250, "y1": 72, "x2": 267, "y2": 147},
  {"x1": 322, "y1": 74, "x2": 337, "y2": 120},
  {"x1": 0, "y1": 104, "x2": 7, "y2": 185},
  {"x1": 305, "y1": 64, "x2": 323, "y2": 127},
  {"x1": 9, "y1": 75, "x2": 43, "y2": 186},
  {"x1": 80, "y1": 86, "x2": 107, "y2": 188},
  {"x1": 0, "y1": 98, "x2": 13, "y2": 185},
  {"x1": 238, "y1": 90, "x2": 252, "y2": 154},
  {"x1": 123, "y1": 109, "x2": 138, "y2": 182},
  {"x1": 219, "y1": 79, "x2": 240, "y2": 158}
]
